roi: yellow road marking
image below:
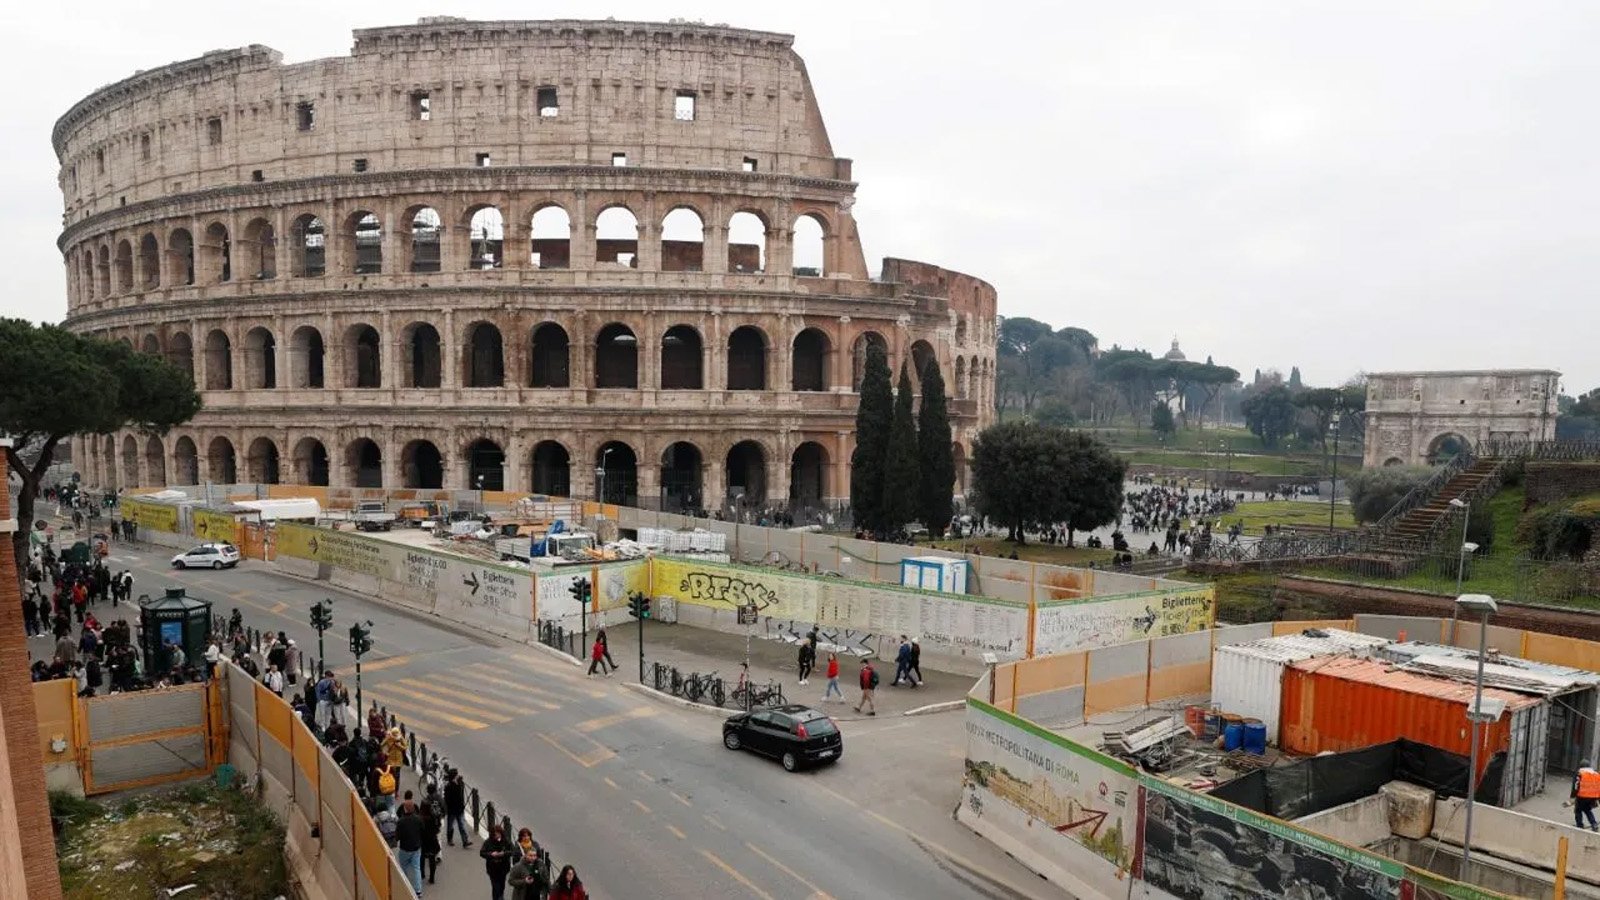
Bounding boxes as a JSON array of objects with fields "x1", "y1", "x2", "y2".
[
  {"x1": 636, "y1": 770, "x2": 654, "y2": 782},
  {"x1": 334, "y1": 654, "x2": 416, "y2": 676},
  {"x1": 575, "y1": 706, "x2": 657, "y2": 733},
  {"x1": 365, "y1": 690, "x2": 491, "y2": 731},
  {"x1": 666, "y1": 824, "x2": 687, "y2": 840},
  {"x1": 631, "y1": 799, "x2": 652, "y2": 815},
  {"x1": 746, "y1": 842, "x2": 836, "y2": 900},
  {"x1": 497, "y1": 656, "x2": 609, "y2": 696},
  {"x1": 670, "y1": 791, "x2": 692, "y2": 807},
  {"x1": 359, "y1": 694, "x2": 469, "y2": 734},
  {"x1": 429, "y1": 671, "x2": 562, "y2": 710},
  {"x1": 268, "y1": 601, "x2": 289, "y2": 614},
  {"x1": 536, "y1": 732, "x2": 615, "y2": 768},
  {"x1": 461, "y1": 662, "x2": 595, "y2": 702},
  {"x1": 603, "y1": 777, "x2": 620, "y2": 790},
  {"x1": 397, "y1": 678, "x2": 552, "y2": 714},
  {"x1": 700, "y1": 849, "x2": 776, "y2": 900},
  {"x1": 374, "y1": 683, "x2": 513, "y2": 723}
]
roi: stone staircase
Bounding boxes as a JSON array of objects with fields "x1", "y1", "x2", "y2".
[{"x1": 1383, "y1": 458, "x2": 1500, "y2": 544}]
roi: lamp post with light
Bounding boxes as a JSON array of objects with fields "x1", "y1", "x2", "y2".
[
  {"x1": 1328, "y1": 411, "x2": 1342, "y2": 534},
  {"x1": 1455, "y1": 592, "x2": 1499, "y2": 878},
  {"x1": 1447, "y1": 496, "x2": 1474, "y2": 642}
]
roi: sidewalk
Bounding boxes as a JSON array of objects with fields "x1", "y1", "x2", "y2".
[
  {"x1": 583, "y1": 618, "x2": 972, "y2": 720},
  {"x1": 380, "y1": 764, "x2": 493, "y2": 900}
]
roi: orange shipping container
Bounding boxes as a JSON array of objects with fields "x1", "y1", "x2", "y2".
[{"x1": 1279, "y1": 656, "x2": 1539, "y2": 782}]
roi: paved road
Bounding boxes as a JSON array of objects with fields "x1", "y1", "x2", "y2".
[{"x1": 41, "y1": 537, "x2": 1066, "y2": 900}]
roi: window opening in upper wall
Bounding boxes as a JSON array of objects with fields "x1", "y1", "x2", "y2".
[
  {"x1": 537, "y1": 86, "x2": 559, "y2": 117},
  {"x1": 411, "y1": 91, "x2": 431, "y2": 121},
  {"x1": 674, "y1": 91, "x2": 696, "y2": 121},
  {"x1": 476, "y1": 153, "x2": 492, "y2": 167},
  {"x1": 612, "y1": 152, "x2": 628, "y2": 167},
  {"x1": 353, "y1": 158, "x2": 369, "y2": 173},
  {"x1": 296, "y1": 101, "x2": 315, "y2": 131},
  {"x1": 207, "y1": 117, "x2": 222, "y2": 145},
  {"x1": 96, "y1": 149, "x2": 105, "y2": 174},
  {"x1": 141, "y1": 134, "x2": 151, "y2": 161},
  {"x1": 742, "y1": 157, "x2": 757, "y2": 172},
  {"x1": 251, "y1": 170, "x2": 264, "y2": 182}
]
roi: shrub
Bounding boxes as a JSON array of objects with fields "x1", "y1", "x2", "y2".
[{"x1": 1346, "y1": 465, "x2": 1436, "y2": 524}]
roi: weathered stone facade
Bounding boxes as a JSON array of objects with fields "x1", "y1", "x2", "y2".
[
  {"x1": 1363, "y1": 370, "x2": 1559, "y2": 467},
  {"x1": 55, "y1": 18, "x2": 996, "y2": 508}
]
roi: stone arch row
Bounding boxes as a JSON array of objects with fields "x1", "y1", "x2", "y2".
[
  {"x1": 122, "y1": 316, "x2": 991, "y2": 399},
  {"x1": 88, "y1": 429, "x2": 882, "y2": 510},
  {"x1": 66, "y1": 193, "x2": 843, "y2": 305}
]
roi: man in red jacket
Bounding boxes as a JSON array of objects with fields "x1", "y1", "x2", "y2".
[
  {"x1": 587, "y1": 635, "x2": 612, "y2": 676},
  {"x1": 854, "y1": 659, "x2": 878, "y2": 716}
]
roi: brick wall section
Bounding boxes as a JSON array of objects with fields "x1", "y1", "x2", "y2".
[
  {"x1": 1274, "y1": 575, "x2": 1600, "y2": 641},
  {"x1": 1524, "y1": 462, "x2": 1600, "y2": 505},
  {"x1": 0, "y1": 449, "x2": 65, "y2": 899}
]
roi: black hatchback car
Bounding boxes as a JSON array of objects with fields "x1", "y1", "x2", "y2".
[{"x1": 722, "y1": 704, "x2": 843, "y2": 772}]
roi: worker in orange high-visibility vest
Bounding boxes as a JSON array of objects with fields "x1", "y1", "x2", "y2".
[{"x1": 1573, "y1": 760, "x2": 1600, "y2": 831}]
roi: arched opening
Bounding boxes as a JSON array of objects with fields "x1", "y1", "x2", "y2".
[
  {"x1": 595, "y1": 323, "x2": 639, "y2": 389},
  {"x1": 910, "y1": 340, "x2": 936, "y2": 389},
  {"x1": 95, "y1": 245, "x2": 111, "y2": 297},
  {"x1": 660, "y1": 325, "x2": 704, "y2": 390},
  {"x1": 289, "y1": 326, "x2": 325, "y2": 389},
  {"x1": 1382, "y1": 457, "x2": 1405, "y2": 467},
  {"x1": 291, "y1": 214, "x2": 326, "y2": 277},
  {"x1": 204, "y1": 330, "x2": 233, "y2": 390},
  {"x1": 595, "y1": 207, "x2": 639, "y2": 267},
  {"x1": 464, "y1": 322, "x2": 505, "y2": 388},
  {"x1": 1426, "y1": 433, "x2": 1472, "y2": 465},
  {"x1": 293, "y1": 439, "x2": 331, "y2": 486},
  {"x1": 791, "y1": 328, "x2": 830, "y2": 391},
  {"x1": 728, "y1": 211, "x2": 767, "y2": 274},
  {"x1": 140, "y1": 333, "x2": 161, "y2": 356},
  {"x1": 530, "y1": 205, "x2": 571, "y2": 269},
  {"x1": 400, "y1": 440, "x2": 442, "y2": 489},
  {"x1": 173, "y1": 436, "x2": 198, "y2": 486},
  {"x1": 242, "y1": 218, "x2": 276, "y2": 279},
  {"x1": 144, "y1": 435, "x2": 167, "y2": 486},
  {"x1": 345, "y1": 324, "x2": 381, "y2": 388},
  {"x1": 467, "y1": 206, "x2": 504, "y2": 269},
  {"x1": 851, "y1": 331, "x2": 888, "y2": 391},
  {"x1": 243, "y1": 327, "x2": 277, "y2": 389},
  {"x1": 206, "y1": 436, "x2": 237, "y2": 484},
  {"x1": 349, "y1": 211, "x2": 382, "y2": 275},
  {"x1": 790, "y1": 442, "x2": 828, "y2": 506},
  {"x1": 725, "y1": 441, "x2": 768, "y2": 506},
  {"x1": 466, "y1": 439, "x2": 505, "y2": 491},
  {"x1": 955, "y1": 356, "x2": 968, "y2": 399},
  {"x1": 168, "y1": 228, "x2": 195, "y2": 286},
  {"x1": 247, "y1": 437, "x2": 281, "y2": 484},
  {"x1": 529, "y1": 323, "x2": 570, "y2": 388},
  {"x1": 406, "y1": 206, "x2": 441, "y2": 273},
  {"x1": 660, "y1": 442, "x2": 703, "y2": 510},
  {"x1": 121, "y1": 435, "x2": 140, "y2": 487},
  {"x1": 403, "y1": 323, "x2": 442, "y2": 388},
  {"x1": 531, "y1": 442, "x2": 571, "y2": 496},
  {"x1": 348, "y1": 439, "x2": 384, "y2": 488},
  {"x1": 114, "y1": 240, "x2": 134, "y2": 293},
  {"x1": 139, "y1": 233, "x2": 161, "y2": 290},
  {"x1": 168, "y1": 332, "x2": 194, "y2": 382},
  {"x1": 595, "y1": 442, "x2": 638, "y2": 505},
  {"x1": 202, "y1": 222, "x2": 231, "y2": 283},
  {"x1": 661, "y1": 207, "x2": 704, "y2": 272},
  {"x1": 727, "y1": 326, "x2": 767, "y2": 391},
  {"x1": 952, "y1": 442, "x2": 968, "y2": 495},
  {"x1": 792, "y1": 214, "x2": 825, "y2": 277}
]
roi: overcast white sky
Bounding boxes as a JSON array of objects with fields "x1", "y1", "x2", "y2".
[{"x1": 3, "y1": 1, "x2": 1595, "y2": 392}]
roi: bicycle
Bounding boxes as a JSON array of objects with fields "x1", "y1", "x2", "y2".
[{"x1": 684, "y1": 671, "x2": 718, "y2": 703}]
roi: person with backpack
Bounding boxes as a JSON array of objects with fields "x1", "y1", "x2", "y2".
[
  {"x1": 855, "y1": 659, "x2": 878, "y2": 715},
  {"x1": 376, "y1": 764, "x2": 398, "y2": 812},
  {"x1": 480, "y1": 825, "x2": 515, "y2": 900}
]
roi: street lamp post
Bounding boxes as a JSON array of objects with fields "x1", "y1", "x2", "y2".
[
  {"x1": 475, "y1": 474, "x2": 485, "y2": 511},
  {"x1": 1455, "y1": 593, "x2": 1499, "y2": 879},
  {"x1": 1448, "y1": 497, "x2": 1472, "y2": 641},
  {"x1": 1328, "y1": 411, "x2": 1342, "y2": 534}
]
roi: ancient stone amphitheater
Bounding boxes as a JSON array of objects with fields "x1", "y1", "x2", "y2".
[{"x1": 57, "y1": 18, "x2": 996, "y2": 513}]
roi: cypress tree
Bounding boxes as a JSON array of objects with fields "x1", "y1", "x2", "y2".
[
  {"x1": 850, "y1": 341, "x2": 894, "y2": 533},
  {"x1": 881, "y1": 362, "x2": 920, "y2": 533},
  {"x1": 917, "y1": 359, "x2": 955, "y2": 537}
]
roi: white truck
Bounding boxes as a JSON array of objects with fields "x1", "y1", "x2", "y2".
[{"x1": 353, "y1": 501, "x2": 396, "y2": 532}]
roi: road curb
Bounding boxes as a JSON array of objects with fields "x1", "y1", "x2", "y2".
[
  {"x1": 902, "y1": 699, "x2": 965, "y2": 717},
  {"x1": 621, "y1": 680, "x2": 731, "y2": 716},
  {"x1": 527, "y1": 639, "x2": 586, "y2": 668}
]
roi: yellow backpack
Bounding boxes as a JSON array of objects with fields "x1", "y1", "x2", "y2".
[{"x1": 378, "y1": 768, "x2": 396, "y2": 795}]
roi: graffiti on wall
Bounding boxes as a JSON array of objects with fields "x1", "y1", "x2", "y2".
[
  {"x1": 1033, "y1": 587, "x2": 1214, "y2": 656},
  {"x1": 761, "y1": 619, "x2": 878, "y2": 657},
  {"x1": 677, "y1": 570, "x2": 781, "y2": 610}
]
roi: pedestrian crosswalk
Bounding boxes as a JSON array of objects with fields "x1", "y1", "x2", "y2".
[{"x1": 361, "y1": 656, "x2": 610, "y2": 739}]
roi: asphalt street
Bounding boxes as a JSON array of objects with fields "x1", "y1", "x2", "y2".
[{"x1": 38, "y1": 536, "x2": 1069, "y2": 900}]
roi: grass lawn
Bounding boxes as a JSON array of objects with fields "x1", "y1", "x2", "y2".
[
  {"x1": 1224, "y1": 500, "x2": 1357, "y2": 534},
  {"x1": 918, "y1": 536, "x2": 1115, "y2": 566},
  {"x1": 1115, "y1": 449, "x2": 1340, "y2": 477},
  {"x1": 1086, "y1": 426, "x2": 1265, "y2": 453}
]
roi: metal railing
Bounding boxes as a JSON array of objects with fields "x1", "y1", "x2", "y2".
[
  {"x1": 1372, "y1": 450, "x2": 1476, "y2": 533},
  {"x1": 536, "y1": 620, "x2": 581, "y2": 660},
  {"x1": 647, "y1": 660, "x2": 788, "y2": 711}
]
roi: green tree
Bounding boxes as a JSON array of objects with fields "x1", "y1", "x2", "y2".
[
  {"x1": 849, "y1": 341, "x2": 893, "y2": 532},
  {"x1": 1288, "y1": 366, "x2": 1303, "y2": 390},
  {"x1": 916, "y1": 360, "x2": 955, "y2": 537},
  {"x1": 880, "y1": 363, "x2": 921, "y2": 533},
  {"x1": 1241, "y1": 384, "x2": 1297, "y2": 448},
  {"x1": 1151, "y1": 402, "x2": 1175, "y2": 437},
  {"x1": 0, "y1": 320, "x2": 200, "y2": 578},
  {"x1": 1345, "y1": 465, "x2": 1435, "y2": 523},
  {"x1": 1058, "y1": 431, "x2": 1128, "y2": 545},
  {"x1": 970, "y1": 422, "x2": 1125, "y2": 543},
  {"x1": 1293, "y1": 387, "x2": 1344, "y2": 452}
]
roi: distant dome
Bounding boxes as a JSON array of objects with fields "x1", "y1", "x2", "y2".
[{"x1": 1163, "y1": 338, "x2": 1186, "y2": 361}]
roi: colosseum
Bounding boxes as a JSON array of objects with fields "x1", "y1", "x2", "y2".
[{"x1": 56, "y1": 18, "x2": 997, "y2": 514}]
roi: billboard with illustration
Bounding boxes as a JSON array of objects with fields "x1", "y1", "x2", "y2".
[{"x1": 1033, "y1": 587, "x2": 1214, "y2": 657}]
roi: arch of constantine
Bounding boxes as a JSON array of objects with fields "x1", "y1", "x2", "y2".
[{"x1": 1363, "y1": 369, "x2": 1560, "y2": 466}]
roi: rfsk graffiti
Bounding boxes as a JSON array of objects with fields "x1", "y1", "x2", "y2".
[{"x1": 679, "y1": 571, "x2": 779, "y2": 610}]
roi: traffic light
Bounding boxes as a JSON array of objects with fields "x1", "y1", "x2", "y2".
[
  {"x1": 568, "y1": 577, "x2": 591, "y2": 607},
  {"x1": 348, "y1": 622, "x2": 373, "y2": 658},
  {"x1": 309, "y1": 600, "x2": 334, "y2": 631},
  {"x1": 627, "y1": 592, "x2": 651, "y2": 619}
]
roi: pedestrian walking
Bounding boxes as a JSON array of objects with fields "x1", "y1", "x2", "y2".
[
  {"x1": 854, "y1": 659, "x2": 878, "y2": 716},
  {"x1": 550, "y1": 865, "x2": 588, "y2": 900},
  {"x1": 265, "y1": 665, "x2": 285, "y2": 697},
  {"x1": 395, "y1": 798, "x2": 426, "y2": 895},
  {"x1": 1574, "y1": 759, "x2": 1600, "y2": 832},
  {"x1": 822, "y1": 652, "x2": 844, "y2": 702},
  {"x1": 375, "y1": 764, "x2": 398, "y2": 812},
  {"x1": 587, "y1": 635, "x2": 611, "y2": 677},
  {"x1": 480, "y1": 825, "x2": 515, "y2": 900},
  {"x1": 421, "y1": 785, "x2": 443, "y2": 884},
  {"x1": 909, "y1": 638, "x2": 924, "y2": 685},
  {"x1": 892, "y1": 635, "x2": 918, "y2": 688},
  {"x1": 284, "y1": 639, "x2": 301, "y2": 685},
  {"x1": 508, "y1": 850, "x2": 542, "y2": 900},
  {"x1": 368, "y1": 701, "x2": 387, "y2": 741},
  {"x1": 796, "y1": 637, "x2": 815, "y2": 685},
  {"x1": 315, "y1": 671, "x2": 335, "y2": 729},
  {"x1": 598, "y1": 627, "x2": 618, "y2": 671},
  {"x1": 444, "y1": 771, "x2": 471, "y2": 847},
  {"x1": 382, "y1": 727, "x2": 407, "y2": 769}
]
